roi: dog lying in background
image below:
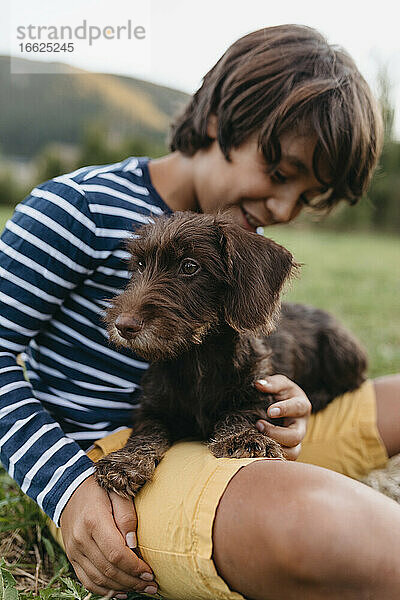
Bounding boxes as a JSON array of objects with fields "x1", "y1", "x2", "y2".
[{"x1": 95, "y1": 212, "x2": 367, "y2": 497}]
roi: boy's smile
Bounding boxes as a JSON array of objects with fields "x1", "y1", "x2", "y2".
[{"x1": 148, "y1": 131, "x2": 331, "y2": 229}]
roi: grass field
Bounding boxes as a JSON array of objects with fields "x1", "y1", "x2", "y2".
[
  {"x1": 268, "y1": 225, "x2": 400, "y2": 378},
  {"x1": 0, "y1": 205, "x2": 399, "y2": 598}
]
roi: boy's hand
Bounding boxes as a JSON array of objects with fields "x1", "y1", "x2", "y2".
[
  {"x1": 60, "y1": 475, "x2": 157, "y2": 597},
  {"x1": 254, "y1": 375, "x2": 311, "y2": 461}
]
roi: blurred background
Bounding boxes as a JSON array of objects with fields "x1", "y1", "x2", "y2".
[
  {"x1": 0, "y1": 0, "x2": 399, "y2": 378},
  {"x1": 0, "y1": 2, "x2": 399, "y2": 596}
]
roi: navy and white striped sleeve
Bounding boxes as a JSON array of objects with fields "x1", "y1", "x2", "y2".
[{"x1": 0, "y1": 179, "x2": 106, "y2": 525}]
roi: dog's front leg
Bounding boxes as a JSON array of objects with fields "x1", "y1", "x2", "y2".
[
  {"x1": 94, "y1": 419, "x2": 170, "y2": 498},
  {"x1": 208, "y1": 412, "x2": 284, "y2": 459}
]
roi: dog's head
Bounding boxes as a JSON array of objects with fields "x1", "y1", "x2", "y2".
[{"x1": 104, "y1": 212, "x2": 297, "y2": 360}]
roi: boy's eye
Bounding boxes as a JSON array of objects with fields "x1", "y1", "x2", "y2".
[
  {"x1": 179, "y1": 258, "x2": 200, "y2": 276},
  {"x1": 271, "y1": 170, "x2": 288, "y2": 184},
  {"x1": 300, "y1": 194, "x2": 311, "y2": 206},
  {"x1": 137, "y1": 260, "x2": 145, "y2": 273},
  {"x1": 300, "y1": 187, "x2": 331, "y2": 208}
]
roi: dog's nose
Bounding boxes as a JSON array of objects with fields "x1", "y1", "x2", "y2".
[{"x1": 115, "y1": 315, "x2": 143, "y2": 339}]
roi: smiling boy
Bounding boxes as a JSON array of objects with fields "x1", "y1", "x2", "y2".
[{"x1": 1, "y1": 24, "x2": 400, "y2": 600}]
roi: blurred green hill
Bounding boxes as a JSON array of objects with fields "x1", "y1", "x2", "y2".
[
  {"x1": 0, "y1": 56, "x2": 398, "y2": 233},
  {"x1": 0, "y1": 56, "x2": 189, "y2": 158}
]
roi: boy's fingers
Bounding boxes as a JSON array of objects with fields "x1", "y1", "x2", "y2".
[
  {"x1": 81, "y1": 535, "x2": 153, "y2": 591},
  {"x1": 281, "y1": 443, "x2": 303, "y2": 461},
  {"x1": 256, "y1": 420, "x2": 306, "y2": 447},
  {"x1": 267, "y1": 396, "x2": 311, "y2": 419},
  {"x1": 71, "y1": 561, "x2": 112, "y2": 596},
  {"x1": 108, "y1": 491, "x2": 138, "y2": 549},
  {"x1": 72, "y1": 549, "x2": 154, "y2": 595},
  {"x1": 71, "y1": 552, "x2": 129, "y2": 593},
  {"x1": 90, "y1": 500, "x2": 155, "y2": 584},
  {"x1": 60, "y1": 477, "x2": 155, "y2": 593},
  {"x1": 92, "y1": 524, "x2": 155, "y2": 582},
  {"x1": 255, "y1": 374, "x2": 297, "y2": 396}
]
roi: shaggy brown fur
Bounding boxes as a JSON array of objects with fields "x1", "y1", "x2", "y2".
[{"x1": 94, "y1": 212, "x2": 367, "y2": 497}]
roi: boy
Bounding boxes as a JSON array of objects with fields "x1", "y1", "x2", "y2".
[{"x1": 1, "y1": 24, "x2": 400, "y2": 600}]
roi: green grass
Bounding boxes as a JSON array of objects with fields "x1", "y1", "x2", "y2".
[
  {"x1": 267, "y1": 225, "x2": 400, "y2": 378},
  {"x1": 0, "y1": 207, "x2": 11, "y2": 223},
  {"x1": 0, "y1": 472, "x2": 149, "y2": 599},
  {"x1": 0, "y1": 205, "x2": 399, "y2": 596}
]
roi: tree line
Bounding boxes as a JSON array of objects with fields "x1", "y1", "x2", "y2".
[{"x1": 0, "y1": 71, "x2": 399, "y2": 234}]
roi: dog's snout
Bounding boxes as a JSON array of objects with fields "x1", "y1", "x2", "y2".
[{"x1": 115, "y1": 315, "x2": 143, "y2": 339}]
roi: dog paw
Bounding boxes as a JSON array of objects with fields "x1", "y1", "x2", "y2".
[
  {"x1": 209, "y1": 429, "x2": 284, "y2": 459},
  {"x1": 94, "y1": 450, "x2": 158, "y2": 498}
]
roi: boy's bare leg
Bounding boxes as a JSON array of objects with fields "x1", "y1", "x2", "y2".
[
  {"x1": 374, "y1": 374, "x2": 400, "y2": 457},
  {"x1": 213, "y1": 460, "x2": 400, "y2": 600}
]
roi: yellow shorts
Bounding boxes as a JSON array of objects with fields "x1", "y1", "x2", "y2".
[{"x1": 49, "y1": 380, "x2": 388, "y2": 600}]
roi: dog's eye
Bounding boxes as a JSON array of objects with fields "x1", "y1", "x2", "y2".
[
  {"x1": 180, "y1": 258, "x2": 200, "y2": 276},
  {"x1": 137, "y1": 260, "x2": 145, "y2": 273}
]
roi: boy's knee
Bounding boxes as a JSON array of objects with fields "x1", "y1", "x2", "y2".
[
  {"x1": 213, "y1": 459, "x2": 400, "y2": 600},
  {"x1": 212, "y1": 460, "x2": 314, "y2": 599}
]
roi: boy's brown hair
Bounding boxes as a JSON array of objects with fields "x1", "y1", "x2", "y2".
[{"x1": 169, "y1": 24, "x2": 383, "y2": 209}]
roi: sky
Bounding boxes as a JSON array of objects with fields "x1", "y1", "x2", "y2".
[{"x1": 3, "y1": 0, "x2": 400, "y2": 137}]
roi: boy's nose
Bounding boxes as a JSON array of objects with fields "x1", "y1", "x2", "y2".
[
  {"x1": 264, "y1": 197, "x2": 300, "y2": 224},
  {"x1": 115, "y1": 314, "x2": 143, "y2": 339}
]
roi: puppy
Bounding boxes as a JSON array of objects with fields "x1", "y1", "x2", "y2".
[{"x1": 95, "y1": 212, "x2": 367, "y2": 497}]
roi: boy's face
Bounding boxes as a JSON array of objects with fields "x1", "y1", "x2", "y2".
[{"x1": 192, "y1": 132, "x2": 330, "y2": 230}]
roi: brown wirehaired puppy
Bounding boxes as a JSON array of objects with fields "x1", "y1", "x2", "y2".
[
  {"x1": 170, "y1": 25, "x2": 383, "y2": 210},
  {"x1": 94, "y1": 212, "x2": 367, "y2": 497}
]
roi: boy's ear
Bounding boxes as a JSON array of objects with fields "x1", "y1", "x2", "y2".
[
  {"x1": 206, "y1": 114, "x2": 218, "y2": 139},
  {"x1": 217, "y1": 221, "x2": 298, "y2": 334}
]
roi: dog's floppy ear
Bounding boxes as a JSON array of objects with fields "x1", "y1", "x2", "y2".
[{"x1": 217, "y1": 222, "x2": 298, "y2": 334}]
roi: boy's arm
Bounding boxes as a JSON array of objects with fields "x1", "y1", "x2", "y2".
[
  {"x1": 0, "y1": 179, "x2": 103, "y2": 523},
  {"x1": 0, "y1": 179, "x2": 156, "y2": 593}
]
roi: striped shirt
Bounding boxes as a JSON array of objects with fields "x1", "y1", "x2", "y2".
[{"x1": 0, "y1": 156, "x2": 172, "y2": 525}]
